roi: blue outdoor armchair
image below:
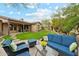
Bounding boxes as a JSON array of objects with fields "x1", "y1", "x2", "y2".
[
  {"x1": 47, "y1": 34, "x2": 77, "y2": 56},
  {"x1": 2, "y1": 40, "x2": 30, "y2": 56}
]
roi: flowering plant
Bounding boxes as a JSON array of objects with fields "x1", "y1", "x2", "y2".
[{"x1": 40, "y1": 40, "x2": 47, "y2": 47}]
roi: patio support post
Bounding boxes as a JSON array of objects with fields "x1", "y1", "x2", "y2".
[
  {"x1": 17, "y1": 24, "x2": 19, "y2": 32},
  {"x1": 28, "y1": 25, "x2": 31, "y2": 32},
  {"x1": 23, "y1": 24, "x2": 25, "y2": 32},
  {"x1": 8, "y1": 21, "x2": 10, "y2": 35}
]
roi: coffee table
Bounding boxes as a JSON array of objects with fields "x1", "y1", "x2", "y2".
[{"x1": 35, "y1": 45, "x2": 59, "y2": 56}]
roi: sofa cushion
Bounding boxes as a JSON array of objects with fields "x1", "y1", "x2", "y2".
[
  {"x1": 48, "y1": 41, "x2": 75, "y2": 56},
  {"x1": 48, "y1": 34, "x2": 62, "y2": 44},
  {"x1": 62, "y1": 35, "x2": 76, "y2": 47},
  {"x1": 43, "y1": 36, "x2": 48, "y2": 41},
  {"x1": 10, "y1": 41, "x2": 17, "y2": 52},
  {"x1": 69, "y1": 42, "x2": 77, "y2": 52},
  {"x1": 17, "y1": 43, "x2": 29, "y2": 51},
  {"x1": 2, "y1": 40, "x2": 12, "y2": 47},
  {"x1": 16, "y1": 51, "x2": 30, "y2": 56}
]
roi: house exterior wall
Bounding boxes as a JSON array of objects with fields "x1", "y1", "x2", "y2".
[
  {"x1": 0, "y1": 20, "x2": 2, "y2": 34},
  {"x1": 31, "y1": 24, "x2": 37, "y2": 32},
  {"x1": 31, "y1": 23, "x2": 41, "y2": 32},
  {"x1": 0, "y1": 16, "x2": 41, "y2": 35},
  {"x1": 2, "y1": 23, "x2": 8, "y2": 35}
]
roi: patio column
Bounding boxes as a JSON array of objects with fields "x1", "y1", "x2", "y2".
[
  {"x1": 23, "y1": 24, "x2": 25, "y2": 32},
  {"x1": 8, "y1": 21, "x2": 10, "y2": 35},
  {"x1": 17, "y1": 24, "x2": 19, "y2": 32},
  {"x1": 28, "y1": 25, "x2": 31, "y2": 32}
]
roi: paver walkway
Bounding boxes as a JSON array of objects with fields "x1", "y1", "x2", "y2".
[{"x1": 0, "y1": 47, "x2": 7, "y2": 56}]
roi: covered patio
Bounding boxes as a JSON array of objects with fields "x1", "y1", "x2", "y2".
[{"x1": 0, "y1": 16, "x2": 41, "y2": 35}]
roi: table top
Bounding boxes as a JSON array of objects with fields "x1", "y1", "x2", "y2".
[{"x1": 35, "y1": 45, "x2": 59, "y2": 56}]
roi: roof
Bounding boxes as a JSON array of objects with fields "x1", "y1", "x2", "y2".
[
  {"x1": 0, "y1": 16, "x2": 41, "y2": 25},
  {"x1": 0, "y1": 16, "x2": 31, "y2": 25},
  {"x1": 30, "y1": 22, "x2": 41, "y2": 25}
]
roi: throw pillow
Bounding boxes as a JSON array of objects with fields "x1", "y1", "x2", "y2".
[
  {"x1": 10, "y1": 41, "x2": 17, "y2": 52},
  {"x1": 43, "y1": 36, "x2": 48, "y2": 41},
  {"x1": 69, "y1": 42, "x2": 77, "y2": 52}
]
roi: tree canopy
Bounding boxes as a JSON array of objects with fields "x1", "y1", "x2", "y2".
[{"x1": 51, "y1": 3, "x2": 79, "y2": 34}]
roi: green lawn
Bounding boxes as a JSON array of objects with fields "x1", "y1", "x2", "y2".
[
  {"x1": 2, "y1": 35, "x2": 12, "y2": 40},
  {"x1": 16, "y1": 30, "x2": 56, "y2": 40}
]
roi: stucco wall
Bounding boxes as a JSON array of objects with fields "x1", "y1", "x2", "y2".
[
  {"x1": 0, "y1": 20, "x2": 2, "y2": 34},
  {"x1": 3, "y1": 23, "x2": 8, "y2": 35},
  {"x1": 31, "y1": 23, "x2": 41, "y2": 32},
  {"x1": 31, "y1": 24, "x2": 37, "y2": 32}
]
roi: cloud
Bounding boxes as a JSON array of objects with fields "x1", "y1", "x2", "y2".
[
  {"x1": 36, "y1": 9, "x2": 52, "y2": 19},
  {"x1": 9, "y1": 11, "x2": 13, "y2": 14},
  {"x1": 17, "y1": 11, "x2": 21, "y2": 15},
  {"x1": 47, "y1": 3, "x2": 50, "y2": 5},
  {"x1": 49, "y1": 6, "x2": 52, "y2": 9},
  {"x1": 7, "y1": 5, "x2": 10, "y2": 8},
  {"x1": 26, "y1": 5, "x2": 35, "y2": 9},
  {"x1": 25, "y1": 8, "x2": 52, "y2": 16},
  {"x1": 25, "y1": 8, "x2": 52, "y2": 22},
  {"x1": 25, "y1": 3, "x2": 37, "y2": 9},
  {"x1": 55, "y1": 6, "x2": 58, "y2": 10},
  {"x1": 0, "y1": 10, "x2": 5, "y2": 12}
]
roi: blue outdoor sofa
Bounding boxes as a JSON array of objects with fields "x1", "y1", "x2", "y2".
[
  {"x1": 2, "y1": 40, "x2": 30, "y2": 56},
  {"x1": 47, "y1": 34, "x2": 77, "y2": 56}
]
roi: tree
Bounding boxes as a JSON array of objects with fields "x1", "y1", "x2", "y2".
[
  {"x1": 41, "y1": 19, "x2": 52, "y2": 30},
  {"x1": 51, "y1": 8, "x2": 65, "y2": 32},
  {"x1": 62, "y1": 4, "x2": 79, "y2": 34},
  {"x1": 51, "y1": 3, "x2": 79, "y2": 34},
  {"x1": 62, "y1": 16, "x2": 79, "y2": 33}
]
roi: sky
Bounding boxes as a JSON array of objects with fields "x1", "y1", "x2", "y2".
[{"x1": 0, "y1": 3, "x2": 69, "y2": 22}]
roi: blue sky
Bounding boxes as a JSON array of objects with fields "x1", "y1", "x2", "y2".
[{"x1": 0, "y1": 3, "x2": 69, "y2": 22}]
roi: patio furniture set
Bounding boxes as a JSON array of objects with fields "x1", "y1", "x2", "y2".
[
  {"x1": 48, "y1": 34, "x2": 77, "y2": 56},
  {"x1": 0, "y1": 34, "x2": 78, "y2": 56}
]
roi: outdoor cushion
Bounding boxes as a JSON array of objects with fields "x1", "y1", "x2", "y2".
[
  {"x1": 2, "y1": 40, "x2": 12, "y2": 47},
  {"x1": 62, "y1": 35, "x2": 76, "y2": 47},
  {"x1": 17, "y1": 43, "x2": 29, "y2": 51},
  {"x1": 48, "y1": 34, "x2": 62, "y2": 44},
  {"x1": 43, "y1": 36, "x2": 48, "y2": 41},
  {"x1": 48, "y1": 41, "x2": 75, "y2": 56},
  {"x1": 16, "y1": 51, "x2": 30, "y2": 56},
  {"x1": 69, "y1": 42, "x2": 77, "y2": 52},
  {"x1": 3, "y1": 42, "x2": 30, "y2": 56},
  {"x1": 10, "y1": 41, "x2": 17, "y2": 52}
]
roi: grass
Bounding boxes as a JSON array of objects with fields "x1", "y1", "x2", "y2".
[
  {"x1": 16, "y1": 30, "x2": 56, "y2": 40},
  {"x1": 2, "y1": 35, "x2": 12, "y2": 40}
]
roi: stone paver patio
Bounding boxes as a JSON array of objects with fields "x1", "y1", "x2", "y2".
[
  {"x1": 0, "y1": 39, "x2": 58, "y2": 56},
  {"x1": 0, "y1": 46, "x2": 58, "y2": 56}
]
